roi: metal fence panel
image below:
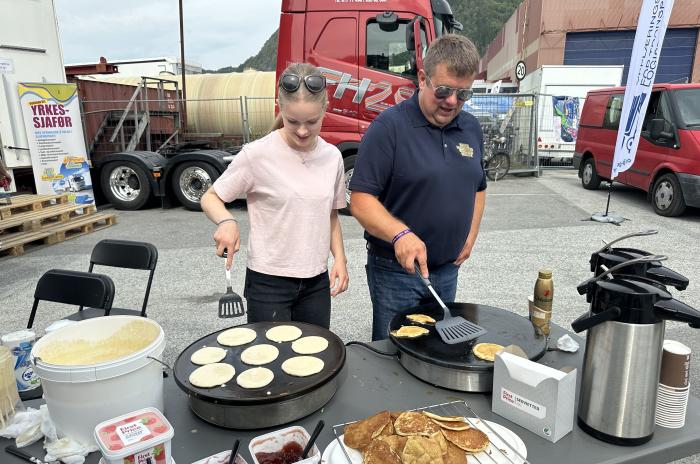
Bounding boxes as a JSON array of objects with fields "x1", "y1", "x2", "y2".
[{"x1": 463, "y1": 94, "x2": 538, "y2": 175}]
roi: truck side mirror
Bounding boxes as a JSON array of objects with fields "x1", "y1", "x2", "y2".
[
  {"x1": 376, "y1": 12, "x2": 398, "y2": 32},
  {"x1": 405, "y1": 16, "x2": 424, "y2": 74}
]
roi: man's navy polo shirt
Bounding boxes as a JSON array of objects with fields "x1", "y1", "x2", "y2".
[{"x1": 350, "y1": 91, "x2": 487, "y2": 268}]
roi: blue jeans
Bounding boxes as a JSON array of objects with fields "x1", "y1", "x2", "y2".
[{"x1": 366, "y1": 251, "x2": 459, "y2": 341}]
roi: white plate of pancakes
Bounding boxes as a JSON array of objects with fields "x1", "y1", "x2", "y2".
[{"x1": 321, "y1": 418, "x2": 527, "y2": 464}]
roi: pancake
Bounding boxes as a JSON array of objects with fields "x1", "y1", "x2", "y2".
[
  {"x1": 343, "y1": 411, "x2": 391, "y2": 450},
  {"x1": 281, "y1": 356, "x2": 324, "y2": 377},
  {"x1": 375, "y1": 435, "x2": 408, "y2": 455},
  {"x1": 291, "y1": 336, "x2": 329, "y2": 355},
  {"x1": 441, "y1": 427, "x2": 490, "y2": 453},
  {"x1": 236, "y1": 367, "x2": 274, "y2": 389},
  {"x1": 422, "y1": 411, "x2": 466, "y2": 422},
  {"x1": 190, "y1": 346, "x2": 227, "y2": 365},
  {"x1": 406, "y1": 314, "x2": 436, "y2": 325},
  {"x1": 394, "y1": 411, "x2": 441, "y2": 437},
  {"x1": 430, "y1": 418, "x2": 471, "y2": 431},
  {"x1": 189, "y1": 363, "x2": 235, "y2": 388},
  {"x1": 363, "y1": 437, "x2": 402, "y2": 464},
  {"x1": 401, "y1": 435, "x2": 445, "y2": 464},
  {"x1": 391, "y1": 326, "x2": 429, "y2": 338},
  {"x1": 443, "y1": 442, "x2": 468, "y2": 464},
  {"x1": 472, "y1": 343, "x2": 505, "y2": 362},
  {"x1": 240, "y1": 344, "x2": 279, "y2": 365},
  {"x1": 217, "y1": 327, "x2": 256, "y2": 346},
  {"x1": 265, "y1": 325, "x2": 302, "y2": 343}
]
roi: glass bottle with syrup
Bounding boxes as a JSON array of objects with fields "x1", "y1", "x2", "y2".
[{"x1": 532, "y1": 269, "x2": 553, "y2": 335}]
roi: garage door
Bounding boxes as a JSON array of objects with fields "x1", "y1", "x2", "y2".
[{"x1": 564, "y1": 28, "x2": 698, "y2": 84}]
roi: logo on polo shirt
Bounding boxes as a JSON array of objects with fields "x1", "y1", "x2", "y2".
[{"x1": 457, "y1": 143, "x2": 474, "y2": 158}]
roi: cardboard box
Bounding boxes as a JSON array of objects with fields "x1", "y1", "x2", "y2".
[{"x1": 492, "y1": 351, "x2": 576, "y2": 443}]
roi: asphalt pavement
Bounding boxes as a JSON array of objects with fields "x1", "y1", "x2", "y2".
[{"x1": 1, "y1": 170, "x2": 699, "y2": 463}]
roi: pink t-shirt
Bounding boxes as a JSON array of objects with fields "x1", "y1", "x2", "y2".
[{"x1": 213, "y1": 130, "x2": 346, "y2": 278}]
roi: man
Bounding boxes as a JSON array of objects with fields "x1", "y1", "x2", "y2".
[{"x1": 350, "y1": 34, "x2": 487, "y2": 341}]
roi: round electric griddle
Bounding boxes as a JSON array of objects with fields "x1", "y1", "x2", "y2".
[
  {"x1": 173, "y1": 321, "x2": 345, "y2": 429},
  {"x1": 389, "y1": 303, "x2": 547, "y2": 392}
]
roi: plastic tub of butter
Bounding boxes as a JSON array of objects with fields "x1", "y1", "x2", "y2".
[
  {"x1": 249, "y1": 425, "x2": 320, "y2": 464},
  {"x1": 95, "y1": 407, "x2": 173, "y2": 464},
  {"x1": 30, "y1": 316, "x2": 165, "y2": 445}
]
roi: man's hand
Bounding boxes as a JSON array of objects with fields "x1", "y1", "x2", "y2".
[
  {"x1": 394, "y1": 233, "x2": 428, "y2": 278},
  {"x1": 214, "y1": 221, "x2": 240, "y2": 269},
  {"x1": 454, "y1": 235, "x2": 476, "y2": 266},
  {"x1": 329, "y1": 259, "x2": 349, "y2": 297}
]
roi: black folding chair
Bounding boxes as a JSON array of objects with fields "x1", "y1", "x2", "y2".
[
  {"x1": 68, "y1": 239, "x2": 158, "y2": 320},
  {"x1": 27, "y1": 269, "x2": 115, "y2": 329}
]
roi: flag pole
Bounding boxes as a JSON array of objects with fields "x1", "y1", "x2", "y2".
[{"x1": 604, "y1": 182, "x2": 613, "y2": 216}]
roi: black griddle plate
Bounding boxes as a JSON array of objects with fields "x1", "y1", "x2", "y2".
[
  {"x1": 173, "y1": 321, "x2": 345, "y2": 405},
  {"x1": 389, "y1": 303, "x2": 546, "y2": 371}
]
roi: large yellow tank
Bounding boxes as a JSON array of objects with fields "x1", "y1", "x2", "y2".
[{"x1": 92, "y1": 70, "x2": 276, "y2": 137}]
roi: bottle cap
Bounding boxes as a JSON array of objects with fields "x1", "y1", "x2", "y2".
[{"x1": 538, "y1": 269, "x2": 552, "y2": 278}]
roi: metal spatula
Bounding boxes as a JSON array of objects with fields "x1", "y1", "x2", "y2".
[
  {"x1": 416, "y1": 267, "x2": 486, "y2": 344},
  {"x1": 219, "y1": 250, "x2": 245, "y2": 318}
]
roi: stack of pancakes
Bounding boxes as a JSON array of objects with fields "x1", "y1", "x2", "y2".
[{"x1": 343, "y1": 410, "x2": 489, "y2": 464}]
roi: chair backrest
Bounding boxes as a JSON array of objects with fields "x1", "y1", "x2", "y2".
[
  {"x1": 28, "y1": 269, "x2": 115, "y2": 328},
  {"x1": 87, "y1": 239, "x2": 158, "y2": 316}
]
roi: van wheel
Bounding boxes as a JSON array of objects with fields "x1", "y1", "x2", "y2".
[
  {"x1": 341, "y1": 154, "x2": 357, "y2": 216},
  {"x1": 100, "y1": 161, "x2": 151, "y2": 210},
  {"x1": 172, "y1": 162, "x2": 219, "y2": 211},
  {"x1": 581, "y1": 158, "x2": 601, "y2": 190},
  {"x1": 652, "y1": 173, "x2": 686, "y2": 217}
]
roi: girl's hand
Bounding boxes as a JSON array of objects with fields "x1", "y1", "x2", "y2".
[{"x1": 329, "y1": 259, "x2": 349, "y2": 297}]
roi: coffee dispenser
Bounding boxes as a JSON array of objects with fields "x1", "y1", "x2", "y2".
[{"x1": 572, "y1": 271, "x2": 700, "y2": 445}]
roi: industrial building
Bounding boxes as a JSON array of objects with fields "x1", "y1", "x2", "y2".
[{"x1": 480, "y1": 0, "x2": 700, "y2": 85}]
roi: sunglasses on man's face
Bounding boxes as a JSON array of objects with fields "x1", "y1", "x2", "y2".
[
  {"x1": 279, "y1": 74, "x2": 327, "y2": 94},
  {"x1": 426, "y1": 75, "x2": 473, "y2": 102}
]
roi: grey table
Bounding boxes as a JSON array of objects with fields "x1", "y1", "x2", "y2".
[{"x1": 4, "y1": 324, "x2": 700, "y2": 464}]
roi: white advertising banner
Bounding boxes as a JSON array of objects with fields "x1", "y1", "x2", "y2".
[
  {"x1": 611, "y1": 0, "x2": 674, "y2": 180},
  {"x1": 17, "y1": 83, "x2": 94, "y2": 204}
]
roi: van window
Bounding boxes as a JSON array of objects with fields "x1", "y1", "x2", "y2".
[
  {"x1": 642, "y1": 91, "x2": 674, "y2": 133},
  {"x1": 603, "y1": 95, "x2": 623, "y2": 130},
  {"x1": 674, "y1": 88, "x2": 700, "y2": 127},
  {"x1": 366, "y1": 21, "x2": 427, "y2": 77}
]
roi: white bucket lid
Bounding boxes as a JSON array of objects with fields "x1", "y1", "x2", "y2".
[
  {"x1": 30, "y1": 316, "x2": 165, "y2": 383},
  {"x1": 2, "y1": 329, "x2": 36, "y2": 346}
]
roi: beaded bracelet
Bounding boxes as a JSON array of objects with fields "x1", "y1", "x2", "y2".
[
  {"x1": 392, "y1": 228, "x2": 412, "y2": 245},
  {"x1": 217, "y1": 217, "x2": 238, "y2": 226}
]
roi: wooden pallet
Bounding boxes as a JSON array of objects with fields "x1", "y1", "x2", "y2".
[
  {"x1": 0, "y1": 213, "x2": 117, "y2": 256},
  {"x1": 0, "y1": 194, "x2": 69, "y2": 220},
  {"x1": 0, "y1": 203, "x2": 96, "y2": 234}
]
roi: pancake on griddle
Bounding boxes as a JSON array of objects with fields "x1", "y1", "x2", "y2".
[
  {"x1": 441, "y1": 427, "x2": 490, "y2": 453},
  {"x1": 422, "y1": 411, "x2": 467, "y2": 422},
  {"x1": 391, "y1": 325, "x2": 430, "y2": 338},
  {"x1": 363, "y1": 437, "x2": 402, "y2": 464},
  {"x1": 343, "y1": 410, "x2": 391, "y2": 450},
  {"x1": 406, "y1": 314, "x2": 436, "y2": 325},
  {"x1": 430, "y1": 418, "x2": 471, "y2": 431},
  {"x1": 394, "y1": 411, "x2": 441, "y2": 437},
  {"x1": 375, "y1": 434, "x2": 409, "y2": 455},
  {"x1": 444, "y1": 441, "x2": 468, "y2": 464},
  {"x1": 472, "y1": 343, "x2": 505, "y2": 362},
  {"x1": 401, "y1": 435, "x2": 445, "y2": 464}
]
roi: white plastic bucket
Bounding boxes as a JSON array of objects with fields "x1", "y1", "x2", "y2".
[{"x1": 30, "y1": 316, "x2": 165, "y2": 445}]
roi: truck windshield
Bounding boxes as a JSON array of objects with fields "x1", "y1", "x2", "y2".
[{"x1": 674, "y1": 89, "x2": 700, "y2": 128}]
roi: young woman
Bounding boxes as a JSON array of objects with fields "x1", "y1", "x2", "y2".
[{"x1": 201, "y1": 63, "x2": 348, "y2": 329}]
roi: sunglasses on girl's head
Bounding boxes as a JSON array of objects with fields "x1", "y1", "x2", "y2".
[
  {"x1": 426, "y1": 75, "x2": 473, "y2": 101},
  {"x1": 279, "y1": 74, "x2": 327, "y2": 93}
]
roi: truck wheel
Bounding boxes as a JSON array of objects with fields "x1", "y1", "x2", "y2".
[
  {"x1": 100, "y1": 161, "x2": 151, "y2": 210},
  {"x1": 486, "y1": 152, "x2": 510, "y2": 181},
  {"x1": 172, "y1": 162, "x2": 219, "y2": 211},
  {"x1": 341, "y1": 154, "x2": 358, "y2": 216},
  {"x1": 581, "y1": 158, "x2": 601, "y2": 190},
  {"x1": 652, "y1": 173, "x2": 686, "y2": 217}
]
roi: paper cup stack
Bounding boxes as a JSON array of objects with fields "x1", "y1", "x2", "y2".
[{"x1": 656, "y1": 340, "x2": 691, "y2": 429}]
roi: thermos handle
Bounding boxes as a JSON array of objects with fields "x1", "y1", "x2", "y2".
[
  {"x1": 595, "y1": 229, "x2": 658, "y2": 254},
  {"x1": 654, "y1": 299, "x2": 700, "y2": 328},
  {"x1": 576, "y1": 255, "x2": 667, "y2": 294},
  {"x1": 571, "y1": 306, "x2": 622, "y2": 333}
]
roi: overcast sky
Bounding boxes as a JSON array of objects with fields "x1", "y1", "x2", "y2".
[{"x1": 55, "y1": 0, "x2": 282, "y2": 70}]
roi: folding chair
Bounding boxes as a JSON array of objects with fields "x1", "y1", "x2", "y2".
[
  {"x1": 67, "y1": 239, "x2": 158, "y2": 320},
  {"x1": 27, "y1": 269, "x2": 115, "y2": 329}
]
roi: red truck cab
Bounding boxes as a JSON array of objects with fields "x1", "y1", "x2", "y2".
[
  {"x1": 276, "y1": 0, "x2": 462, "y2": 204},
  {"x1": 574, "y1": 83, "x2": 700, "y2": 216}
]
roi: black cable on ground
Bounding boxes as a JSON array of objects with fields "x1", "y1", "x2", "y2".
[{"x1": 345, "y1": 341, "x2": 398, "y2": 357}]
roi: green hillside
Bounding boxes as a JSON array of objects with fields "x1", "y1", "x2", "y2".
[{"x1": 208, "y1": 0, "x2": 521, "y2": 73}]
